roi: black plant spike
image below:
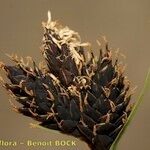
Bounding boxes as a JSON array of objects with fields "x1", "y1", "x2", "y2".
[{"x1": 0, "y1": 11, "x2": 133, "y2": 150}]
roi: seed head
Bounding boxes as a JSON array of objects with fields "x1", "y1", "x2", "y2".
[{"x1": 0, "y1": 12, "x2": 134, "y2": 150}]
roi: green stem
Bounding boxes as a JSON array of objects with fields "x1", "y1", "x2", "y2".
[{"x1": 110, "y1": 68, "x2": 150, "y2": 150}]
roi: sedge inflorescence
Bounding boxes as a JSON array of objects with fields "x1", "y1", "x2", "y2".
[{"x1": 0, "y1": 12, "x2": 133, "y2": 150}]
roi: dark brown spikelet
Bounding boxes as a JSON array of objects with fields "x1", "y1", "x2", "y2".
[{"x1": 0, "y1": 11, "x2": 133, "y2": 150}]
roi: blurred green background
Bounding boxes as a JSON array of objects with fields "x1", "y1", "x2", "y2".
[{"x1": 0, "y1": 0, "x2": 150, "y2": 150}]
